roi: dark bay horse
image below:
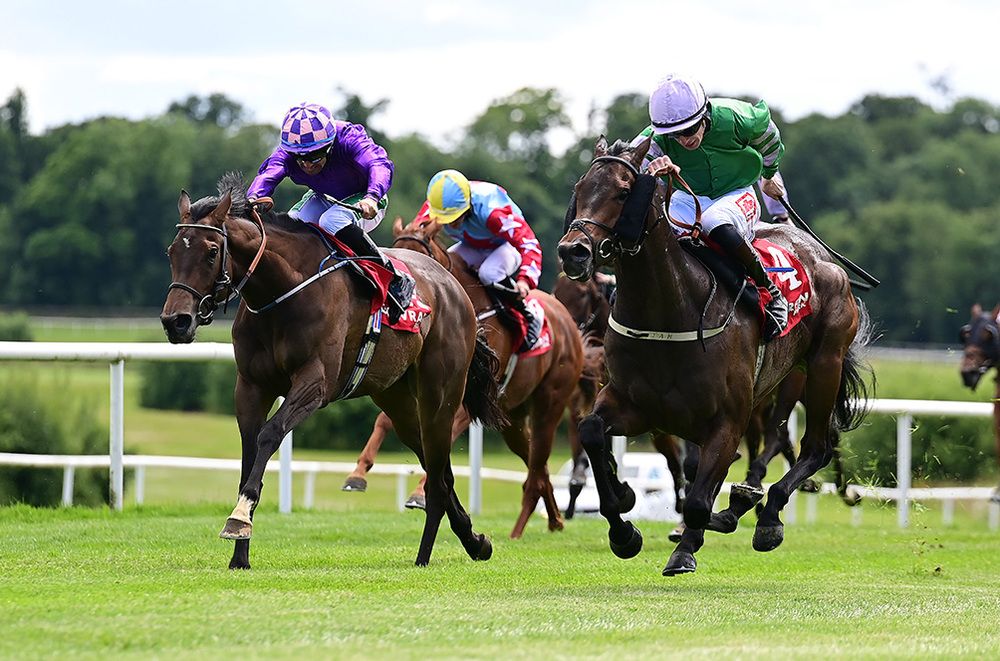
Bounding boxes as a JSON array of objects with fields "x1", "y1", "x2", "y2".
[
  {"x1": 160, "y1": 174, "x2": 506, "y2": 568},
  {"x1": 959, "y1": 303, "x2": 1000, "y2": 499},
  {"x1": 342, "y1": 214, "x2": 585, "y2": 538},
  {"x1": 557, "y1": 137, "x2": 871, "y2": 576}
]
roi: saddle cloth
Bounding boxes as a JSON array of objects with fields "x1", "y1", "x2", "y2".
[
  {"x1": 504, "y1": 294, "x2": 553, "y2": 356},
  {"x1": 752, "y1": 238, "x2": 813, "y2": 337},
  {"x1": 314, "y1": 227, "x2": 430, "y2": 334}
]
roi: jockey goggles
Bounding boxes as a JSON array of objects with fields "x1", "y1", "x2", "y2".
[
  {"x1": 666, "y1": 119, "x2": 704, "y2": 139},
  {"x1": 295, "y1": 146, "x2": 330, "y2": 165}
]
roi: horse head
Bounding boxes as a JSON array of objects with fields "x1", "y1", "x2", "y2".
[
  {"x1": 160, "y1": 187, "x2": 236, "y2": 343},
  {"x1": 392, "y1": 212, "x2": 450, "y2": 269},
  {"x1": 959, "y1": 303, "x2": 1000, "y2": 389},
  {"x1": 557, "y1": 136, "x2": 656, "y2": 281}
]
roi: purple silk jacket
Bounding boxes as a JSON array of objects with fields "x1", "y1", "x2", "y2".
[{"x1": 247, "y1": 121, "x2": 394, "y2": 201}]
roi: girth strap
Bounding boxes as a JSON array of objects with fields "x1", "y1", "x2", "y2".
[{"x1": 336, "y1": 309, "x2": 383, "y2": 401}]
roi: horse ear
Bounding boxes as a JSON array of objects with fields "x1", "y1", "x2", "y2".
[
  {"x1": 630, "y1": 136, "x2": 652, "y2": 165},
  {"x1": 972, "y1": 303, "x2": 983, "y2": 317},
  {"x1": 211, "y1": 191, "x2": 232, "y2": 223},
  {"x1": 392, "y1": 216, "x2": 404, "y2": 237},
  {"x1": 594, "y1": 135, "x2": 609, "y2": 157},
  {"x1": 178, "y1": 190, "x2": 191, "y2": 219}
]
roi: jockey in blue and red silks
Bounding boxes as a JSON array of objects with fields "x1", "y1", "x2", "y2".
[
  {"x1": 247, "y1": 102, "x2": 414, "y2": 322},
  {"x1": 420, "y1": 169, "x2": 544, "y2": 347}
]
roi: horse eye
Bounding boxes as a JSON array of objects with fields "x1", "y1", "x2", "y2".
[
  {"x1": 208, "y1": 245, "x2": 219, "y2": 262},
  {"x1": 618, "y1": 188, "x2": 630, "y2": 201}
]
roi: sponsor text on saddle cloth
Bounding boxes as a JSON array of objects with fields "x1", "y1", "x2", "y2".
[
  {"x1": 316, "y1": 226, "x2": 431, "y2": 332},
  {"x1": 504, "y1": 294, "x2": 553, "y2": 356},
  {"x1": 752, "y1": 238, "x2": 812, "y2": 337}
]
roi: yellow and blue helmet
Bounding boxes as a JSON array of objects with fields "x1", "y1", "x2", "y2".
[{"x1": 426, "y1": 169, "x2": 471, "y2": 224}]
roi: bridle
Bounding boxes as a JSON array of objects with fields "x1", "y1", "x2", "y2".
[
  {"x1": 566, "y1": 155, "x2": 703, "y2": 264},
  {"x1": 168, "y1": 209, "x2": 267, "y2": 325},
  {"x1": 961, "y1": 314, "x2": 1000, "y2": 374},
  {"x1": 392, "y1": 232, "x2": 453, "y2": 271}
]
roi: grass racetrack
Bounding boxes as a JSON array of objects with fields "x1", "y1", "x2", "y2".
[{"x1": 2, "y1": 503, "x2": 1000, "y2": 659}]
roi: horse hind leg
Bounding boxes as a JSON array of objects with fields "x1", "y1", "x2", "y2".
[
  {"x1": 517, "y1": 386, "x2": 570, "y2": 537},
  {"x1": 342, "y1": 411, "x2": 395, "y2": 492}
]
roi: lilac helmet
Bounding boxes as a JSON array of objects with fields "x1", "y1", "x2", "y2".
[{"x1": 280, "y1": 103, "x2": 337, "y2": 154}]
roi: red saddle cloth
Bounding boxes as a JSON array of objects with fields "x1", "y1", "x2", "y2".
[
  {"x1": 505, "y1": 293, "x2": 553, "y2": 357},
  {"x1": 320, "y1": 230, "x2": 430, "y2": 334},
  {"x1": 752, "y1": 238, "x2": 813, "y2": 338}
]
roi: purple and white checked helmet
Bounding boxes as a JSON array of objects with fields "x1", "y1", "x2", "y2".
[{"x1": 279, "y1": 103, "x2": 337, "y2": 153}]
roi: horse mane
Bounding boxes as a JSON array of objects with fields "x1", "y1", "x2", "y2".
[{"x1": 190, "y1": 171, "x2": 249, "y2": 221}]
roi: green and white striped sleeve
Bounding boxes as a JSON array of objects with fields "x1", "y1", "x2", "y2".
[{"x1": 738, "y1": 100, "x2": 784, "y2": 178}]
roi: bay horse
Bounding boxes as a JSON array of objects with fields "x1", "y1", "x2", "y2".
[
  {"x1": 342, "y1": 214, "x2": 585, "y2": 538},
  {"x1": 959, "y1": 303, "x2": 1000, "y2": 499},
  {"x1": 557, "y1": 137, "x2": 872, "y2": 576},
  {"x1": 160, "y1": 173, "x2": 506, "y2": 569}
]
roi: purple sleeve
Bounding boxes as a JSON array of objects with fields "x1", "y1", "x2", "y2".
[
  {"x1": 247, "y1": 150, "x2": 288, "y2": 199},
  {"x1": 337, "y1": 123, "x2": 394, "y2": 200}
]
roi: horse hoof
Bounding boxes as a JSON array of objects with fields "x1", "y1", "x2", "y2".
[
  {"x1": 564, "y1": 507, "x2": 576, "y2": 520},
  {"x1": 662, "y1": 551, "x2": 697, "y2": 576},
  {"x1": 549, "y1": 519, "x2": 565, "y2": 532},
  {"x1": 473, "y1": 535, "x2": 493, "y2": 562},
  {"x1": 617, "y1": 482, "x2": 636, "y2": 514},
  {"x1": 706, "y1": 510, "x2": 739, "y2": 534},
  {"x1": 609, "y1": 521, "x2": 643, "y2": 559},
  {"x1": 752, "y1": 524, "x2": 785, "y2": 552},
  {"x1": 667, "y1": 524, "x2": 685, "y2": 543},
  {"x1": 404, "y1": 494, "x2": 426, "y2": 510},
  {"x1": 798, "y1": 479, "x2": 820, "y2": 493},
  {"x1": 220, "y1": 517, "x2": 252, "y2": 540},
  {"x1": 228, "y1": 559, "x2": 251, "y2": 571},
  {"x1": 341, "y1": 476, "x2": 368, "y2": 492}
]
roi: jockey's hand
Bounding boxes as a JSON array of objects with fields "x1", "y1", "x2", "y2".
[
  {"x1": 646, "y1": 156, "x2": 680, "y2": 178},
  {"x1": 761, "y1": 176, "x2": 786, "y2": 200},
  {"x1": 514, "y1": 280, "x2": 531, "y2": 300},
  {"x1": 359, "y1": 197, "x2": 378, "y2": 220}
]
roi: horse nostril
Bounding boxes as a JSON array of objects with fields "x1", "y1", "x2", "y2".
[
  {"x1": 161, "y1": 313, "x2": 192, "y2": 335},
  {"x1": 558, "y1": 242, "x2": 591, "y2": 263}
]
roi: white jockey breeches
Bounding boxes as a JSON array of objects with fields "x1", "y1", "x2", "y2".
[
  {"x1": 669, "y1": 185, "x2": 760, "y2": 242},
  {"x1": 448, "y1": 242, "x2": 521, "y2": 285}
]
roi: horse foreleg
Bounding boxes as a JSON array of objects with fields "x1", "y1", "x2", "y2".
[
  {"x1": 342, "y1": 411, "x2": 395, "y2": 492},
  {"x1": 221, "y1": 362, "x2": 326, "y2": 543},
  {"x1": 514, "y1": 387, "x2": 569, "y2": 537},
  {"x1": 583, "y1": 386, "x2": 649, "y2": 559},
  {"x1": 226, "y1": 374, "x2": 274, "y2": 570},
  {"x1": 565, "y1": 406, "x2": 587, "y2": 519}
]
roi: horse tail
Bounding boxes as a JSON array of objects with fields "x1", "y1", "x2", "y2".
[
  {"x1": 463, "y1": 330, "x2": 509, "y2": 430},
  {"x1": 576, "y1": 332, "x2": 606, "y2": 414},
  {"x1": 833, "y1": 297, "x2": 877, "y2": 433}
]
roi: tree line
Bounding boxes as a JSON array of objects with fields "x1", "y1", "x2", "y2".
[{"x1": 1, "y1": 87, "x2": 999, "y2": 343}]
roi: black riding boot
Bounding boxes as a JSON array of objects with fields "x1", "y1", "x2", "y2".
[
  {"x1": 709, "y1": 224, "x2": 788, "y2": 341},
  {"x1": 488, "y1": 276, "x2": 542, "y2": 350},
  {"x1": 334, "y1": 223, "x2": 415, "y2": 324}
]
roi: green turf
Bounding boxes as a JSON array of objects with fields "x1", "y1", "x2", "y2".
[{"x1": 1, "y1": 504, "x2": 998, "y2": 659}]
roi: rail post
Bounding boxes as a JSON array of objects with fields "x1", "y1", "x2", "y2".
[
  {"x1": 109, "y1": 359, "x2": 125, "y2": 511},
  {"x1": 469, "y1": 422, "x2": 483, "y2": 514},
  {"x1": 897, "y1": 413, "x2": 913, "y2": 528}
]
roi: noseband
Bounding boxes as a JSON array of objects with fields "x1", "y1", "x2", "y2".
[{"x1": 168, "y1": 211, "x2": 267, "y2": 325}]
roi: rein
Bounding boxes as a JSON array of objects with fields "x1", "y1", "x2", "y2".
[
  {"x1": 168, "y1": 206, "x2": 268, "y2": 325},
  {"x1": 392, "y1": 233, "x2": 453, "y2": 272}
]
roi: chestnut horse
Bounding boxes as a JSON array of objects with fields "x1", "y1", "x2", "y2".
[
  {"x1": 160, "y1": 174, "x2": 506, "y2": 568},
  {"x1": 342, "y1": 214, "x2": 585, "y2": 538},
  {"x1": 959, "y1": 303, "x2": 1000, "y2": 500},
  {"x1": 557, "y1": 137, "x2": 871, "y2": 576}
]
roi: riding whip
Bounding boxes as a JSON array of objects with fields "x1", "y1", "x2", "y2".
[
  {"x1": 322, "y1": 193, "x2": 365, "y2": 215},
  {"x1": 776, "y1": 196, "x2": 880, "y2": 289}
]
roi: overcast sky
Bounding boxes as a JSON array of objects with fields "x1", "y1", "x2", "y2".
[{"x1": 3, "y1": 0, "x2": 998, "y2": 150}]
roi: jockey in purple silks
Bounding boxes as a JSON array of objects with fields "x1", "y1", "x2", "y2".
[{"x1": 247, "y1": 102, "x2": 414, "y2": 322}]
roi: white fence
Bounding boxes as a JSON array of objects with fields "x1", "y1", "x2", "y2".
[{"x1": 0, "y1": 341, "x2": 997, "y2": 528}]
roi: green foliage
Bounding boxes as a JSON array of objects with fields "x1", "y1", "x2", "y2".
[
  {"x1": 138, "y1": 361, "x2": 236, "y2": 414},
  {"x1": 295, "y1": 397, "x2": 393, "y2": 451},
  {"x1": 0, "y1": 374, "x2": 107, "y2": 506},
  {"x1": 0, "y1": 311, "x2": 32, "y2": 340}
]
